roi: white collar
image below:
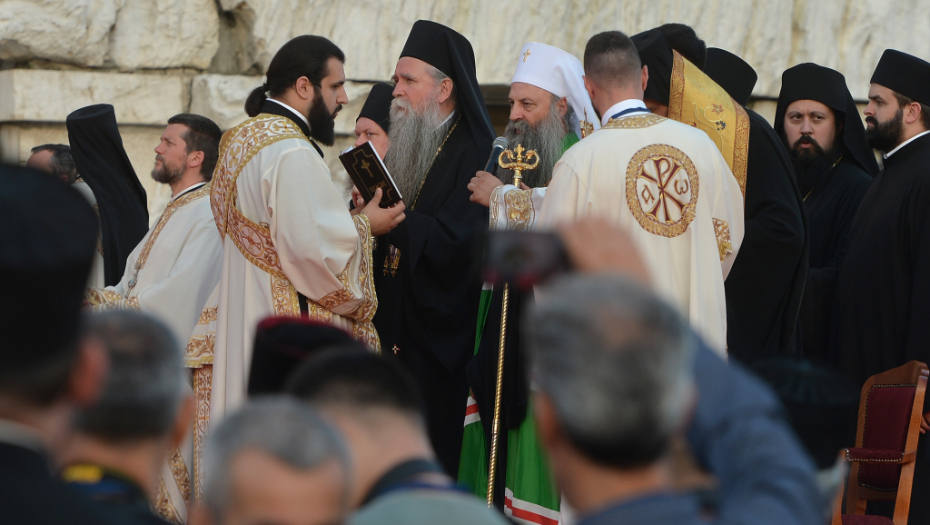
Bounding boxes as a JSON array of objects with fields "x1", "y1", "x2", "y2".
[
  {"x1": 438, "y1": 110, "x2": 456, "y2": 128},
  {"x1": 600, "y1": 99, "x2": 649, "y2": 127},
  {"x1": 267, "y1": 98, "x2": 311, "y2": 129},
  {"x1": 171, "y1": 181, "x2": 207, "y2": 202},
  {"x1": 883, "y1": 130, "x2": 930, "y2": 159},
  {"x1": 0, "y1": 418, "x2": 44, "y2": 453}
]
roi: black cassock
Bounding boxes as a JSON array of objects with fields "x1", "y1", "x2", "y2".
[
  {"x1": 828, "y1": 133, "x2": 930, "y2": 523},
  {"x1": 799, "y1": 158, "x2": 872, "y2": 360},
  {"x1": 374, "y1": 117, "x2": 490, "y2": 476},
  {"x1": 829, "y1": 133, "x2": 930, "y2": 387},
  {"x1": 725, "y1": 110, "x2": 808, "y2": 364}
]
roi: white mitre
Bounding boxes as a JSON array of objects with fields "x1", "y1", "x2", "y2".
[{"x1": 511, "y1": 42, "x2": 600, "y2": 139}]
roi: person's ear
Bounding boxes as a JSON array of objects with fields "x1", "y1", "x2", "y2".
[
  {"x1": 641, "y1": 65, "x2": 649, "y2": 92},
  {"x1": 169, "y1": 394, "x2": 195, "y2": 449},
  {"x1": 583, "y1": 76, "x2": 596, "y2": 102},
  {"x1": 188, "y1": 150, "x2": 205, "y2": 170},
  {"x1": 906, "y1": 102, "x2": 923, "y2": 126},
  {"x1": 294, "y1": 76, "x2": 314, "y2": 101},
  {"x1": 68, "y1": 337, "x2": 108, "y2": 408},
  {"x1": 557, "y1": 97, "x2": 569, "y2": 117},
  {"x1": 437, "y1": 77, "x2": 454, "y2": 104}
]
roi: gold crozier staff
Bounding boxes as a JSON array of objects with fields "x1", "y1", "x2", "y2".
[{"x1": 486, "y1": 144, "x2": 540, "y2": 506}]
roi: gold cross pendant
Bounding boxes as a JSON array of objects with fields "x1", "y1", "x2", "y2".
[{"x1": 392, "y1": 345, "x2": 400, "y2": 355}]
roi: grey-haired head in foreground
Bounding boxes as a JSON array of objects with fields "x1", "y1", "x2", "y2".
[
  {"x1": 525, "y1": 273, "x2": 696, "y2": 469},
  {"x1": 201, "y1": 397, "x2": 352, "y2": 519},
  {"x1": 74, "y1": 310, "x2": 185, "y2": 442}
]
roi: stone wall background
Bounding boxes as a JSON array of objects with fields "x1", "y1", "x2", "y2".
[{"x1": 1, "y1": 0, "x2": 923, "y2": 219}]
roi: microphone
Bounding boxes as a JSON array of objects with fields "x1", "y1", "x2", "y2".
[{"x1": 484, "y1": 136, "x2": 509, "y2": 173}]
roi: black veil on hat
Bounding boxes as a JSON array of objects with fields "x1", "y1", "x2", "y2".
[
  {"x1": 247, "y1": 316, "x2": 363, "y2": 396},
  {"x1": 0, "y1": 164, "x2": 98, "y2": 370},
  {"x1": 775, "y1": 63, "x2": 879, "y2": 177},
  {"x1": 399, "y1": 20, "x2": 494, "y2": 147},
  {"x1": 871, "y1": 49, "x2": 930, "y2": 107},
  {"x1": 703, "y1": 48, "x2": 758, "y2": 107},
  {"x1": 631, "y1": 29, "x2": 676, "y2": 106},
  {"x1": 67, "y1": 104, "x2": 149, "y2": 286},
  {"x1": 357, "y1": 82, "x2": 395, "y2": 134}
]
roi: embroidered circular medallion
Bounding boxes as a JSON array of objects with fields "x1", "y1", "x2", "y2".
[{"x1": 625, "y1": 144, "x2": 699, "y2": 238}]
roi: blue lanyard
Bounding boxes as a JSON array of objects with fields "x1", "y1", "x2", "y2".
[{"x1": 610, "y1": 107, "x2": 650, "y2": 120}]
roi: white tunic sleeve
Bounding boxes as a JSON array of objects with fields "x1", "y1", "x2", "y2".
[{"x1": 267, "y1": 147, "x2": 375, "y2": 319}]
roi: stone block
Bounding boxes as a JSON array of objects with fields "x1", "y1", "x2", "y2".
[
  {"x1": 0, "y1": 69, "x2": 186, "y2": 126},
  {"x1": 0, "y1": 0, "x2": 120, "y2": 67},
  {"x1": 109, "y1": 0, "x2": 220, "y2": 70},
  {"x1": 214, "y1": 0, "x2": 930, "y2": 101},
  {"x1": 189, "y1": 74, "x2": 262, "y2": 130}
]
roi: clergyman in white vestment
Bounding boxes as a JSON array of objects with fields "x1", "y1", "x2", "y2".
[
  {"x1": 197, "y1": 39, "x2": 407, "y2": 506},
  {"x1": 85, "y1": 114, "x2": 225, "y2": 523},
  {"x1": 536, "y1": 32, "x2": 744, "y2": 353}
]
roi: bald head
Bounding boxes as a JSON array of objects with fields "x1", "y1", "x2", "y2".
[{"x1": 583, "y1": 31, "x2": 642, "y2": 90}]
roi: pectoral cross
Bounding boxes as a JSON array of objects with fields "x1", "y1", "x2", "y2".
[{"x1": 523, "y1": 49, "x2": 531, "y2": 62}]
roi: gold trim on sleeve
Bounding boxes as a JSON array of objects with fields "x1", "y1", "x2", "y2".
[
  {"x1": 713, "y1": 218, "x2": 733, "y2": 262},
  {"x1": 503, "y1": 188, "x2": 534, "y2": 232}
]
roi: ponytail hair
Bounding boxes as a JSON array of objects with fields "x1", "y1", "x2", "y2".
[
  {"x1": 244, "y1": 36, "x2": 345, "y2": 117},
  {"x1": 245, "y1": 84, "x2": 268, "y2": 117}
]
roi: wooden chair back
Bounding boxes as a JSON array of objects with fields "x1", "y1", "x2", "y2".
[{"x1": 842, "y1": 361, "x2": 928, "y2": 525}]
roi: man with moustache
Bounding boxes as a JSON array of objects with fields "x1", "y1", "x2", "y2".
[
  {"x1": 827, "y1": 50, "x2": 930, "y2": 523},
  {"x1": 467, "y1": 42, "x2": 599, "y2": 231},
  {"x1": 459, "y1": 42, "x2": 599, "y2": 516},
  {"x1": 634, "y1": 29, "x2": 808, "y2": 364},
  {"x1": 374, "y1": 20, "x2": 495, "y2": 476},
  {"x1": 209, "y1": 35, "x2": 405, "y2": 443},
  {"x1": 85, "y1": 114, "x2": 224, "y2": 347},
  {"x1": 775, "y1": 63, "x2": 877, "y2": 270},
  {"x1": 84, "y1": 114, "x2": 225, "y2": 517},
  {"x1": 354, "y1": 83, "x2": 394, "y2": 158},
  {"x1": 773, "y1": 64, "x2": 878, "y2": 361}
]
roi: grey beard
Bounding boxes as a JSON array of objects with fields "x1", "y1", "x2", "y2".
[
  {"x1": 385, "y1": 95, "x2": 451, "y2": 202},
  {"x1": 499, "y1": 105, "x2": 569, "y2": 188}
]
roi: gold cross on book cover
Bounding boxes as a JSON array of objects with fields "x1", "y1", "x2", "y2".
[{"x1": 339, "y1": 142, "x2": 403, "y2": 208}]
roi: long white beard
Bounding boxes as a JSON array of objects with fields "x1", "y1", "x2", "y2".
[
  {"x1": 385, "y1": 94, "x2": 452, "y2": 202},
  {"x1": 500, "y1": 105, "x2": 570, "y2": 188}
]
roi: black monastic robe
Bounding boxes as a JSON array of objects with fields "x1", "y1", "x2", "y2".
[
  {"x1": 374, "y1": 116, "x2": 490, "y2": 475},
  {"x1": 726, "y1": 110, "x2": 808, "y2": 364},
  {"x1": 828, "y1": 133, "x2": 930, "y2": 524},
  {"x1": 830, "y1": 133, "x2": 930, "y2": 387},
  {"x1": 799, "y1": 158, "x2": 872, "y2": 360}
]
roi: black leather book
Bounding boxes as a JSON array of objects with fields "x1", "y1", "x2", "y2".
[{"x1": 339, "y1": 142, "x2": 402, "y2": 208}]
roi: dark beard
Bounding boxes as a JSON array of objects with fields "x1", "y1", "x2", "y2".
[
  {"x1": 865, "y1": 108, "x2": 903, "y2": 153},
  {"x1": 151, "y1": 156, "x2": 184, "y2": 185},
  {"x1": 309, "y1": 92, "x2": 340, "y2": 146},
  {"x1": 499, "y1": 107, "x2": 568, "y2": 188},
  {"x1": 789, "y1": 136, "x2": 841, "y2": 196}
]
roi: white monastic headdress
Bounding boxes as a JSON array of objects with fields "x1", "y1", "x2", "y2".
[{"x1": 511, "y1": 42, "x2": 600, "y2": 139}]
